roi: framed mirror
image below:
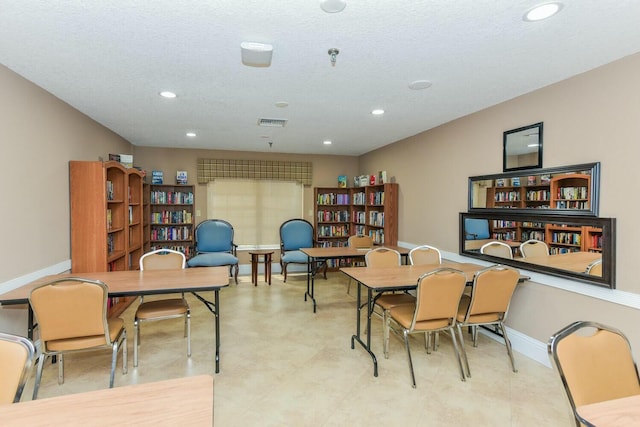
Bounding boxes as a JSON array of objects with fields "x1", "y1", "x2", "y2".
[
  {"x1": 503, "y1": 122, "x2": 543, "y2": 172},
  {"x1": 468, "y1": 162, "x2": 600, "y2": 216},
  {"x1": 460, "y1": 212, "x2": 615, "y2": 289}
]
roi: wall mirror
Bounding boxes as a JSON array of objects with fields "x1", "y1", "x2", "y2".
[
  {"x1": 460, "y1": 212, "x2": 615, "y2": 289},
  {"x1": 468, "y1": 162, "x2": 600, "y2": 216},
  {"x1": 503, "y1": 122, "x2": 543, "y2": 171}
]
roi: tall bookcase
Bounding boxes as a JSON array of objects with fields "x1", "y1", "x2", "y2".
[
  {"x1": 69, "y1": 160, "x2": 144, "y2": 317},
  {"x1": 314, "y1": 182, "x2": 399, "y2": 251},
  {"x1": 149, "y1": 184, "x2": 195, "y2": 258}
]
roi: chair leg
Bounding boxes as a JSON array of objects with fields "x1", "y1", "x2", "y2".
[
  {"x1": 499, "y1": 323, "x2": 518, "y2": 373},
  {"x1": 32, "y1": 353, "x2": 46, "y2": 400},
  {"x1": 282, "y1": 262, "x2": 287, "y2": 282},
  {"x1": 58, "y1": 353, "x2": 64, "y2": 385},
  {"x1": 186, "y1": 311, "x2": 192, "y2": 357},
  {"x1": 403, "y1": 330, "x2": 417, "y2": 388},
  {"x1": 383, "y1": 310, "x2": 390, "y2": 359},
  {"x1": 110, "y1": 342, "x2": 118, "y2": 388},
  {"x1": 449, "y1": 327, "x2": 467, "y2": 382},
  {"x1": 134, "y1": 318, "x2": 140, "y2": 367},
  {"x1": 122, "y1": 330, "x2": 128, "y2": 375},
  {"x1": 456, "y1": 324, "x2": 471, "y2": 378}
]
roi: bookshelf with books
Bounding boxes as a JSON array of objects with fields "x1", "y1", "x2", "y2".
[
  {"x1": 70, "y1": 160, "x2": 143, "y2": 317},
  {"x1": 550, "y1": 173, "x2": 591, "y2": 210},
  {"x1": 149, "y1": 184, "x2": 195, "y2": 258},
  {"x1": 142, "y1": 182, "x2": 151, "y2": 253}
]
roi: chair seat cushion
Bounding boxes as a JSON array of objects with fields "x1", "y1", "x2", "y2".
[
  {"x1": 46, "y1": 318, "x2": 124, "y2": 351},
  {"x1": 456, "y1": 295, "x2": 501, "y2": 323},
  {"x1": 281, "y1": 250, "x2": 309, "y2": 264},
  {"x1": 187, "y1": 253, "x2": 238, "y2": 267},
  {"x1": 136, "y1": 299, "x2": 189, "y2": 320},
  {"x1": 376, "y1": 293, "x2": 416, "y2": 310}
]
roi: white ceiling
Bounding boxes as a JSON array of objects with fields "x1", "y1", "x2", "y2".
[{"x1": 1, "y1": 1, "x2": 640, "y2": 156}]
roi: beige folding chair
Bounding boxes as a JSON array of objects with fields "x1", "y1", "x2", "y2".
[
  {"x1": 480, "y1": 240, "x2": 514, "y2": 259},
  {"x1": 386, "y1": 268, "x2": 468, "y2": 387},
  {"x1": 365, "y1": 247, "x2": 415, "y2": 356},
  {"x1": 409, "y1": 245, "x2": 442, "y2": 266},
  {"x1": 135, "y1": 249, "x2": 190, "y2": 367},
  {"x1": 29, "y1": 277, "x2": 127, "y2": 399},
  {"x1": 455, "y1": 265, "x2": 520, "y2": 378},
  {"x1": 0, "y1": 332, "x2": 35, "y2": 404},
  {"x1": 585, "y1": 259, "x2": 602, "y2": 277},
  {"x1": 519, "y1": 239, "x2": 549, "y2": 258},
  {"x1": 346, "y1": 234, "x2": 373, "y2": 294},
  {"x1": 548, "y1": 321, "x2": 640, "y2": 426}
]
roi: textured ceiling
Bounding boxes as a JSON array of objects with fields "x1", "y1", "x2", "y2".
[{"x1": 1, "y1": 1, "x2": 640, "y2": 156}]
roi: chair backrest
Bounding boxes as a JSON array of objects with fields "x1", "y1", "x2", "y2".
[
  {"x1": 409, "y1": 245, "x2": 442, "y2": 265},
  {"x1": 140, "y1": 248, "x2": 186, "y2": 270},
  {"x1": 280, "y1": 219, "x2": 314, "y2": 251},
  {"x1": 194, "y1": 219, "x2": 235, "y2": 253},
  {"x1": 29, "y1": 278, "x2": 111, "y2": 349},
  {"x1": 410, "y1": 268, "x2": 467, "y2": 331},
  {"x1": 365, "y1": 247, "x2": 401, "y2": 267},
  {"x1": 460, "y1": 265, "x2": 520, "y2": 324},
  {"x1": 480, "y1": 241, "x2": 513, "y2": 259},
  {"x1": 548, "y1": 321, "x2": 640, "y2": 426},
  {"x1": 0, "y1": 332, "x2": 35, "y2": 404},
  {"x1": 586, "y1": 259, "x2": 602, "y2": 276},
  {"x1": 348, "y1": 235, "x2": 373, "y2": 249},
  {"x1": 464, "y1": 218, "x2": 490, "y2": 240},
  {"x1": 519, "y1": 239, "x2": 549, "y2": 258}
]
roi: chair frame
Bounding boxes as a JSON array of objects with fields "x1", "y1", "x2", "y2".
[
  {"x1": 279, "y1": 218, "x2": 326, "y2": 282},
  {"x1": 386, "y1": 268, "x2": 468, "y2": 387},
  {"x1": 455, "y1": 264, "x2": 519, "y2": 378},
  {"x1": 548, "y1": 320, "x2": 640, "y2": 427},
  {"x1": 0, "y1": 332, "x2": 35, "y2": 404},
  {"x1": 189, "y1": 219, "x2": 239, "y2": 284},
  {"x1": 585, "y1": 259, "x2": 602, "y2": 276},
  {"x1": 29, "y1": 277, "x2": 127, "y2": 399},
  {"x1": 519, "y1": 239, "x2": 549, "y2": 258},
  {"x1": 480, "y1": 240, "x2": 514, "y2": 259},
  {"x1": 346, "y1": 234, "x2": 373, "y2": 294},
  {"x1": 135, "y1": 249, "x2": 190, "y2": 367},
  {"x1": 409, "y1": 244, "x2": 442, "y2": 266}
]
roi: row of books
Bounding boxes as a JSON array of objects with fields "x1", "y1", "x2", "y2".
[
  {"x1": 150, "y1": 190, "x2": 194, "y2": 205},
  {"x1": 492, "y1": 232, "x2": 517, "y2": 240},
  {"x1": 352, "y1": 211, "x2": 366, "y2": 224},
  {"x1": 550, "y1": 232, "x2": 581, "y2": 246},
  {"x1": 525, "y1": 190, "x2": 550, "y2": 201},
  {"x1": 369, "y1": 211, "x2": 384, "y2": 227},
  {"x1": 521, "y1": 231, "x2": 545, "y2": 241},
  {"x1": 150, "y1": 245, "x2": 192, "y2": 257},
  {"x1": 494, "y1": 191, "x2": 521, "y2": 202},
  {"x1": 369, "y1": 229, "x2": 385, "y2": 244},
  {"x1": 369, "y1": 191, "x2": 385, "y2": 205},
  {"x1": 317, "y1": 225, "x2": 349, "y2": 237},
  {"x1": 317, "y1": 210, "x2": 349, "y2": 223},
  {"x1": 555, "y1": 201, "x2": 589, "y2": 209},
  {"x1": 549, "y1": 247, "x2": 579, "y2": 254},
  {"x1": 317, "y1": 193, "x2": 350, "y2": 205},
  {"x1": 150, "y1": 210, "x2": 193, "y2": 224},
  {"x1": 150, "y1": 226, "x2": 192, "y2": 241},
  {"x1": 106, "y1": 180, "x2": 115, "y2": 200},
  {"x1": 556, "y1": 186, "x2": 588, "y2": 200},
  {"x1": 491, "y1": 220, "x2": 518, "y2": 228}
]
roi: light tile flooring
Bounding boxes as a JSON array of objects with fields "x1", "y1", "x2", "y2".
[{"x1": 21, "y1": 272, "x2": 573, "y2": 426}]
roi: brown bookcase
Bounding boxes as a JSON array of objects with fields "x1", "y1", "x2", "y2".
[
  {"x1": 149, "y1": 184, "x2": 195, "y2": 258},
  {"x1": 69, "y1": 160, "x2": 143, "y2": 317},
  {"x1": 550, "y1": 173, "x2": 591, "y2": 210},
  {"x1": 314, "y1": 183, "x2": 399, "y2": 268}
]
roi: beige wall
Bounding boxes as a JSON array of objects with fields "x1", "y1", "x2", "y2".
[{"x1": 359, "y1": 52, "x2": 640, "y2": 347}]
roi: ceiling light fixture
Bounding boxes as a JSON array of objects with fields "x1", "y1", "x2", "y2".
[
  {"x1": 159, "y1": 91, "x2": 176, "y2": 98},
  {"x1": 408, "y1": 80, "x2": 432, "y2": 90},
  {"x1": 328, "y1": 48, "x2": 339, "y2": 67},
  {"x1": 371, "y1": 109, "x2": 384, "y2": 115},
  {"x1": 275, "y1": 101, "x2": 289, "y2": 108},
  {"x1": 240, "y1": 42, "x2": 273, "y2": 67},
  {"x1": 186, "y1": 132, "x2": 196, "y2": 137},
  {"x1": 523, "y1": 2, "x2": 563, "y2": 22},
  {"x1": 323, "y1": 140, "x2": 332, "y2": 145},
  {"x1": 320, "y1": 0, "x2": 346, "y2": 13}
]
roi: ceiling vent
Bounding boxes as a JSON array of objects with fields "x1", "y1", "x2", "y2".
[{"x1": 258, "y1": 118, "x2": 287, "y2": 128}]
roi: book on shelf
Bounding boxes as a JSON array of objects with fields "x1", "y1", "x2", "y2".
[
  {"x1": 378, "y1": 170, "x2": 387, "y2": 184},
  {"x1": 527, "y1": 175, "x2": 537, "y2": 185},
  {"x1": 495, "y1": 178, "x2": 505, "y2": 187},
  {"x1": 540, "y1": 174, "x2": 551, "y2": 184},
  {"x1": 511, "y1": 177, "x2": 520, "y2": 187},
  {"x1": 109, "y1": 153, "x2": 133, "y2": 168},
  {"x1": 337, "y1": 175, "x2": 347, "y2": 188},
  {"x1": 152, "y1": 170, "x2": 164, "y2": 184},
  {"x1": 176, "y1": 170, "x2": 188, "y2": 184}
]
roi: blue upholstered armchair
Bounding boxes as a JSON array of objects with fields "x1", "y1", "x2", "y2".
[
  {"x1": 187, "y1": 219, "x2": 239, "y2": 284},
  {"x1": 279, "y1": 219, "x2": 326, "y2": 282}
]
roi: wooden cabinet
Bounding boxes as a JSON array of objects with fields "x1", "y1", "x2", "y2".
[
  {"x1": 314, "y1": 183, "x2": 399, "y2": 247},
  {"x1": 149, "y1": 184, "x2": 195, "y2": 258},
  {"x1": 70, "y1": 160, "x2": 143, "y2": 317}
]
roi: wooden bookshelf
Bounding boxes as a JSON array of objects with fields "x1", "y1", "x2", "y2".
[
  {"x1": 149, "y1": 184, "x2": 195, "y2": 258},
  {"x1": 69, "y1": 160, "x2": 143, "y2": 317},
  {"x1": 550, "y1": 173, "x2": 591, "y2": 210}
]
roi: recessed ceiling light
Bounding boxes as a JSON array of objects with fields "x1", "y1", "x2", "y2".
[
  {"x1": 320, "y1": 0, "x2": 346, "y2": 13},
  {"x1": 186, "y1": 132, "x2": 196, "y2": 137},
  {"x1": 408, "y1": 80, "x2": 432, "y2": 90},
  {"x1": 371, "y1": 109, "x2": 385, "y2": 116},
  {"x1": 323, "y1": 140, "x2": 332, "y2": 145},
  {"x1": 523, "y1": 2, "x2": 563, "y2": 22},
  {"x1": 275, "y1": 101, "x2": 289, "y2": 108},
  {"x1": 159, "y1": 91, "x2": 177, "y2": 98}
]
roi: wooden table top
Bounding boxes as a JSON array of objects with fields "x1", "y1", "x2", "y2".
[
  {"x1": 0, "y1": 375, "x2": 214, "y2": 426},
  {"x1": 519, "y1": 251, "x2": 601, "y2": 273},
  {"x1": 302, "y1": 245, "x2": 410, "y2": 259},
  {"x1": 576, "y1": 394, "x2": 640, "y2": 427},
  {"x1": 0, "y1": 267, "x2": 230, "y2": 304},
  {"x1": 340, "y1": 261, "x2": 486, "y2": 290}
]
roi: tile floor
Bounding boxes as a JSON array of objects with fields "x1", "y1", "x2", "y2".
[{"x1": 21, "y1": 272, "x2": 573, "y2": 426}]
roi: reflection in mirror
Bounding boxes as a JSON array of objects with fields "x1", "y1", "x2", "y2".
[
  {"x1": 503, "y1": 122, "x2": 543, "y2": 172},
  {"x1": 460, "y1": 212, "x2": 615, "y2": 289},
  {"x1": 469, "y1": 162, "x2": 600, "y2": 216}
]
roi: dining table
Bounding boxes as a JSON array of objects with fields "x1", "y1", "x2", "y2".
[
  {"x1": 518, "y1": 251, "x2": 601, "y2": 273},
  {"x1": 576, "y1": 394, "x2": 640, "y2": 427}
]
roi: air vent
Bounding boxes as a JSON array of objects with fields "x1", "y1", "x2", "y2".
[{"x1": 258, "y1": 118, "x2": 288, "y2": 127}]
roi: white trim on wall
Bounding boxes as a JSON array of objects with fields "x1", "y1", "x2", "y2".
[{"x1": 0, "y1": 260, "x2": 71, "y2": 294}]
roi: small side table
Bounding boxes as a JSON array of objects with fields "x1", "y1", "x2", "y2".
[{"x1": 249, "y1": 250, "x2": 273, "y2": 286}]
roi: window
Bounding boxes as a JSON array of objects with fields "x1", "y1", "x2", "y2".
[{"x1": 207, "y1": 179, "x2": 303, "y2": 248}]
